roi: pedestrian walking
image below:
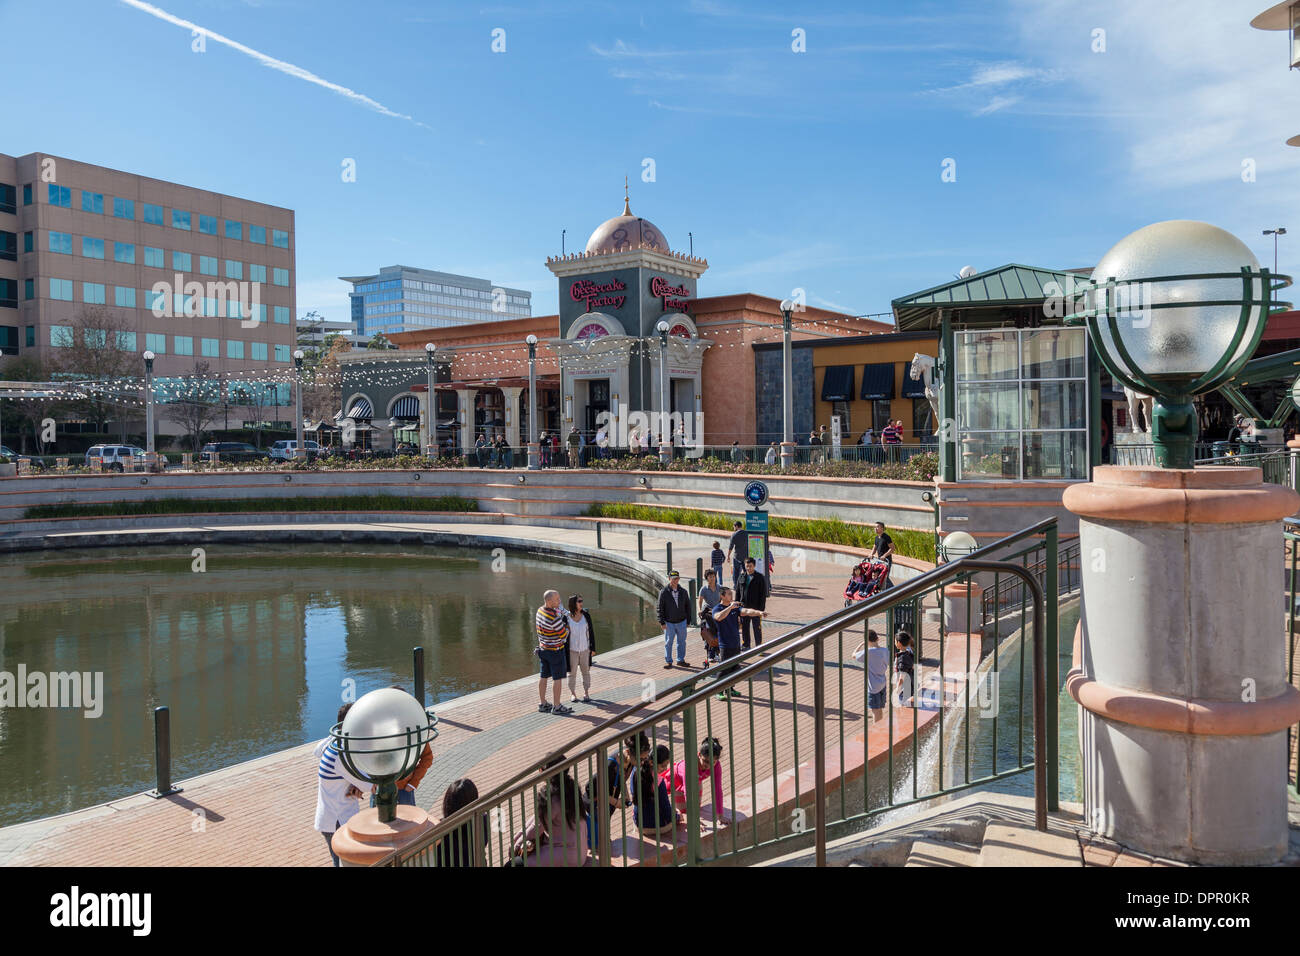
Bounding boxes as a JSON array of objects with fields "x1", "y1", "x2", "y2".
[
  {"x1": 737, "y1": 556, "x2": 768, "y2": 650},
  {"x1": 565, "y1": 593, "x2": 595, "y2": 703},
  {"x1": 808, "y1": 427, "x2": 822, "y2": 464},
  {"x1": 535, "y1": 589, "x2": 572, "y2": 715},
  {"x1": 657, "y1": 570, "x2": 692, "y2": 668},
  {"x1": 595, "y1": 422, "x2": 610, "y2": 459},
  {"x1": 764, "y1": 442, "x2": 777, "y2": 465},
  {"x1": 567, "y1": 425, "x2": 582, "y2": 468},
  {"x1": 726, "y1": 520, "x2": 747, "y2": 589},
  {"x1": 709, "y1": 540, "x2": 725, "y2": 584},
  {"x1": 730, "y1": 440, "x2": 742, "y2": 464},
  {"x1": 894, "y1": 631, "x2": 915, "y2": 707},
  {"x1": 873, "y1": 521, "x2": 895, "y2": 583},
  {"x1": 474, "y1": 433, "x2": 488, "y2": 467}
]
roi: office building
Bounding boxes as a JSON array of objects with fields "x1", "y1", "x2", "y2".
[{"x1": 341, "y1": 264, "x2": 531, "y2": 338}]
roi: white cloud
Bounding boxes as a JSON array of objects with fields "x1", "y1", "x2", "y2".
[
  {"x1": 119, "y1": 0, "x2": 425, "y2": 127},
  {"x1": 976, "y1": 94, "x2": 1022, "y2": 115}
]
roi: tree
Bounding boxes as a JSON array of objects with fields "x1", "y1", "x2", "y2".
[
  {"x1": 302, "y1": 334, "x2": 348, "y2": 425},
  {"x1": 366, "y1": 332, "x2": 395, "y2": 350},
  {"x1": 45, "y1": 307, "x2": 142, "y2": 440},
  {"x1": 0, "y1": 357, "x2": 66, "y2": 454},
  {"x1": 164, "y1": 360, "x2": 222, "y2": 452},
  {"x1": 297, "y1": 309, "x2": 328, "y2": 365}
]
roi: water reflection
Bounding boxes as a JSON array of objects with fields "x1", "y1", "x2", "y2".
[{"x1": 0, "y1": 544, "x2": 653, "y2": 827}]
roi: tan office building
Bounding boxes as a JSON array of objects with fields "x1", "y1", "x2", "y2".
[{"x1": 0, "y1": 151, "x2": 296, "y2": 429}]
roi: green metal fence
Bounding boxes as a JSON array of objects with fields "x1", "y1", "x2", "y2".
[
  {"x1": 1284, "y1": 518, "x2": 1300, "y2": 795},
  {"x1": 381, "y1": 518, "x2": 1071, "y2": 868}
]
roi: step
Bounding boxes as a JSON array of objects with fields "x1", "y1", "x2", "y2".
[
  {"x1": 904, "y1": 838, "x2": 980, "y2": 867},
  {"x1": 978, "y1": 822, "x2": 1081, "y2": 867}
]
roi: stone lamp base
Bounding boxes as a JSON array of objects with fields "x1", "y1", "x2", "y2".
[
  {"x1": 1063, "y1": 465, "x2": 1300, "y2": 864},
  {"x1": 332, "y1": 805, "x2": 434, "y2": 867}
]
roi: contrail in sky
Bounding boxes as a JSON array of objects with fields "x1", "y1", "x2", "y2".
[{"x1": 119, "y1": 0, "x2": 424, "y2": 126}]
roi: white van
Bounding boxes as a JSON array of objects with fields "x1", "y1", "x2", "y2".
[{"x1": 269, "y1": 439, "x2": 320, "y2": 461}]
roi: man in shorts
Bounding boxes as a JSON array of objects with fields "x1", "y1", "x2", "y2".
[{"x1": 535, "y1": 589, "x2": 572, "y2": 715}]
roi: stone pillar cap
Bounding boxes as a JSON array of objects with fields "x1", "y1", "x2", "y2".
[{"x1": 1063, "y1": 464, "x2": 1299, "y2": 524}]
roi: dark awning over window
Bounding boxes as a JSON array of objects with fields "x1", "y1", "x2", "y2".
[
  {"x1": 860, "y1": 363, "x2": 895, "y2": 401},
  {"x1": 820, "y1": 365, "x2": 855, "y2": 402},
  {"x1": 391, "y1": 396, "x2": 420, "y2": 419},
  {"x1": 345, "y1": 398, "x2": 373, "y2": 419},
  {"x1": 901, "y1": 368, "x2": 928, "y2": 398}
]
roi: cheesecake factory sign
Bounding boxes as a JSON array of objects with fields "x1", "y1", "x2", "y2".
[
  {"x1": 650, "y1": 276, "x2": 690, "y2": 312},
  {"x1": 570, "y1": 277, "x2": 627, "y2": 312}
]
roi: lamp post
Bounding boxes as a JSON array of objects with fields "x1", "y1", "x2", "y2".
[
  {"x1": 424, "y1": 342, "x2": 436, "y2": 458},
  {"x1": 293, "y1": 349, "x2": 305, "y2": 460},
  {"x1": 1264, "y1": 228, "x2": 1287, "y2": 309},
  {"x1": 329, "y1": 687, "x2": 439, "y2": 865},
  {"x1": 142, "y1": 350, "x2": 155, "y2": 454},
  {"x1": 526, "y1": 334, "x2": 539, "y2": 470},
  {"x1": 1062, "y1": 219, "x2": 1300, "y2": 864},
  {"x1": 656, "y1": 319, "x2": 670, "y2": 465},
  {"x1": 779, "y1": 299, "x2": 795, "y2": 470}
]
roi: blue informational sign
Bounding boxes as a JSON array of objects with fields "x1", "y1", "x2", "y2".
[
  {"x1": 745, "y1": 510, "x2": 769, "y2": 534},
  {"x1": 743, "y1": 480, "x2": 769, "y2": 508}
]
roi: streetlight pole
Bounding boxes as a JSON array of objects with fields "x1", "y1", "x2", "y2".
[
  {"x1": 526, "y1": 334, "x2": 539, "y2": 470},
  {"x1": 1264, "y1": 228, "x2": 1287, "y2": 309},
  {"x1": 779, "y1": 299, "x2": 795, "y2": 470},
  {"x1": 293, "y1": 349, "x2": 305, "y2": 460},
  {"x1": 142, "y1": 350, "x2": 155, "y2": 454},
  {"x1": 656, "y1": 319, "x2": 670, "y2": 465},
  {"x1": 424, "y1": 342, "x2": 436, "y2": 458}
]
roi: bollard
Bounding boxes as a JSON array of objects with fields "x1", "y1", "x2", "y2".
[
  {"x1": 667, "y1": 541, "x2": 673, "y2": 575},
  {"x1": 413, "y1": 646, "x2": 426, "y2": 707},
  {"x1": 637, "y1": 529, "x2": 644, "y2": 561},
  {"x1": 596, "y1": 522, "x2": 603, "y2": 550},
  {"x1": 696, "y1": 556, "x2": 703, "y2": 588},
  {"x1": 148, "y1": 705, "x2": 182, "y2": 798},
  {"x1": 689, "y1": 577, "x2": 697, "y2": 608}
]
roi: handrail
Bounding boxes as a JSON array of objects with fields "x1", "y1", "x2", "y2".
[{"x1": 380, "y1": 517, "x2": 1059, "y2": 866}]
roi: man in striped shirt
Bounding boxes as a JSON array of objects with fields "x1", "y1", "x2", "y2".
[{"x1": 536, "y1": 589, "x2": 572, "y2": 715}]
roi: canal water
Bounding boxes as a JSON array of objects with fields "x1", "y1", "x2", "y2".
[{"x1": 0, "y1": 544, "x2": 654, "y2": 827}]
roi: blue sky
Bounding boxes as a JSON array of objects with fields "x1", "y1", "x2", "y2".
[{"x1": 3, "y1": 0, "x2": 1298, "y2": 322}]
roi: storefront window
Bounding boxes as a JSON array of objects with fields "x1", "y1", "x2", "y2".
[{"x1": 955, "y1": 327, "x2": 1088, "y2": 481}]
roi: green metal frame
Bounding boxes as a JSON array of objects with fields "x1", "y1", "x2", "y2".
[{"x1": 1065, "y1": 268, "x2": 1290, "y2": 468}]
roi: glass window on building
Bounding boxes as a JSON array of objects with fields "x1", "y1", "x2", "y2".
[
  {"x1": 0, "y1": 184, "x2": 15, "y2": 215},
  {"x1": 0, "y1": 279, "x2": 14, "y2": 309},
  {"x1": 114, "y1": 241, "x2": 134, "y2": 264},
  {"x1": 144, "y1": 246, "x2": 164, "y2": 268},
  {"x1": 143, "y1": 288, "x2": 165, "y2": 315},
  {"x1": 272, "y1": 229, "x2": 288, "y2": 249},
  {"x1": 50, "y1": 325, "x2": 73, "y2": 346},
  {"x1": 198, "y1": 214, "x2": 218, "y2": 236},
  {"x1": 248, "y1": 224, "x2": 266, "y2": 244},
  {"x1": 227, "y1": 339, "x2": 244, "y2": 359},
  {"x1": 82, "y1": 191, "x2": 104, "y2": 214},
  {"x1": 249, "y1": 263, "x2": 266, "y2": 283},
  {"x1": 24, "y1": 278, "x2": 34, "y2": 300},
  {"x1": 114, "y1": 286, "x2": 135, "y2": 308},
  {"x1": 912, "y1": 398, "x2": 934, "y2": 439},
  {"x1": 82, "y1": 237, "x2": 104, "y2": 259},
  {"x1": 49, "y1": 279, "x2": 73, "y2": 302},
  {"x1": 23, "y1": 231, "x2": 33, "y2": 253},
  {"x1": 142, "y1": 203, "x2": 164, "y2": 225},
  {"x1": 173, "y1": 251, "x2": 192, "y2": 271},
  {"x1": 83, "y1": 282, "x2": 106, "y2": 305},
  {"x1": 49, "y1": 231, "x2": 72, "y2": 254},
  {"x1": 872, "y1": 400, "x2": 892, "y2": 435},
  {"x1": 174, "y1": 335, "x2": 194, "y2": 356},
  {"x1": 272, "y1": 267, "x2": 288, "y2": 286},
  {"x1": 225, "y1": 260, "x2": 242, "y2": 280},
  {"x1": 225, "y1": 219, "x2": 242, "y2": 240},
  {"x1": 955, "y1": 327, "x2": 1089, "y2": 480},
  {"x1": 0, "y1": 231, "x2": 14, "y2": 261},
  {"x1": 251, "y1": 341, "x2": 267, "y2": 361},
  {"x1": 274, "y1": 306, "x2": 289, "y2": 324},
  {"x1": 146, "y1": 333, "x2": 166, "y2": 354},
  {"x1": 201, "y1": 337, "x2": 219, "y2": 358},
  {"x1": 23, "y1": 184, "x2": 32, "y2": 206},
  {"x1": 172, "y1": 209, "x2": 191, "y2": 231},
  {"x1": 83, "y1": 328, "x2": 107, "y2": 349},
  {"x1": 115, "y1": 331, "x2": 136, "y2": 351},
  {"x1": 113, "y1": 197, "x2": 134, "y2": 220},
  {"x1": 48, "y1": 184, "x2": 71, "y2": 207},
  {"x1": 26, "y1": 325, "x2": 35, "y2": 347},
  {"x1": 199, "y1": 255, "x2": 217, "y2": 276},
  {"x1": 274, "y1": 344, "x2": 290, "y2": 362}
]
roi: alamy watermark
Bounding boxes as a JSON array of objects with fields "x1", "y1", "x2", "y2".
[
  {"x1": 0, "y1": 665, "x2": 104, "y2": 718},
  {"x1": 149, "y1": 273, "x2": 263, "y2": 329},
  {"x1": 594, "y1": 404, "x2": 705, "y2": 458},
  {"x1": 1042, "y1": 276, "x2": 1153, "y2": 328}
]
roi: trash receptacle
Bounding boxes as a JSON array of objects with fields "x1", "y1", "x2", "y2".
[
  {"x1": 1001, "y1": 445, "x2": 1017, "y2": 478},
  {"x1": 1211, "y1": 441, "x2": 1233, "y2": 459}
]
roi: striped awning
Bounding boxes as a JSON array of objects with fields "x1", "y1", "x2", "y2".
[
  {"x1": 345, "y1": 398, "x2": 373, "y2": 419},
  {"x1": 391, "y1": 396, "x2": 420, "y2": 419}
]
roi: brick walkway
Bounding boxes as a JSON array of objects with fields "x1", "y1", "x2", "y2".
[{"x1": 0, "y1": 521, "x2": 962, "y2": 867}]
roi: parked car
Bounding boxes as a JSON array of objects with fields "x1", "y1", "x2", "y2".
[
  {"x1": 199, "y1": 441, "x2": 264, "y2": 463},
  {"x1": 0, "y1": 445, "x2": 16, "y2": 461},
  {"x1": 269, "y1": 439, "x2": 321, "y2": 461},
  {"x1": 84, "y1": 444, "x2": 139, "y2": 472},
  {"x1": 128, "y1": 446, "x2": 170, "y2": 469}
]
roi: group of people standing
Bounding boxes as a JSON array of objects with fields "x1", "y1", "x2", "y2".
[{"x1": 534, "y1": 589, "x2": 598, "y2": 714}]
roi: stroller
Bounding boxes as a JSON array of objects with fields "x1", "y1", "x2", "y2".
[{"x1": 843, "y1": 558, "x2": 890, "y2": 607}]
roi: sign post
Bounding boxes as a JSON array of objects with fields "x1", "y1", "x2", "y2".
[
  {"x1": 743, "y1": 480, "x2": 770, "y2": 579},
  {"x1": 831, "y1": 414, "x2": 842, "y2": 461}
]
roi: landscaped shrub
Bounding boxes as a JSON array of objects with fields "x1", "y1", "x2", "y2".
[{"x1": 24, "y1": 494, "x2": 479, "y2": 520}]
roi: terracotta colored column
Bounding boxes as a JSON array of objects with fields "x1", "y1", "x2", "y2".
[
  {"x1": 1063, "y1": 465, "x2": 1300, "y2": 863},
  {"x1": 330, "y1": 804, "x2": 434, "y2": 867}
]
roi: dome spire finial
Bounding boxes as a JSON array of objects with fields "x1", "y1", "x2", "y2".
[{"x1": 623, "y1": 175, "x2": 631, "y2": 216}]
